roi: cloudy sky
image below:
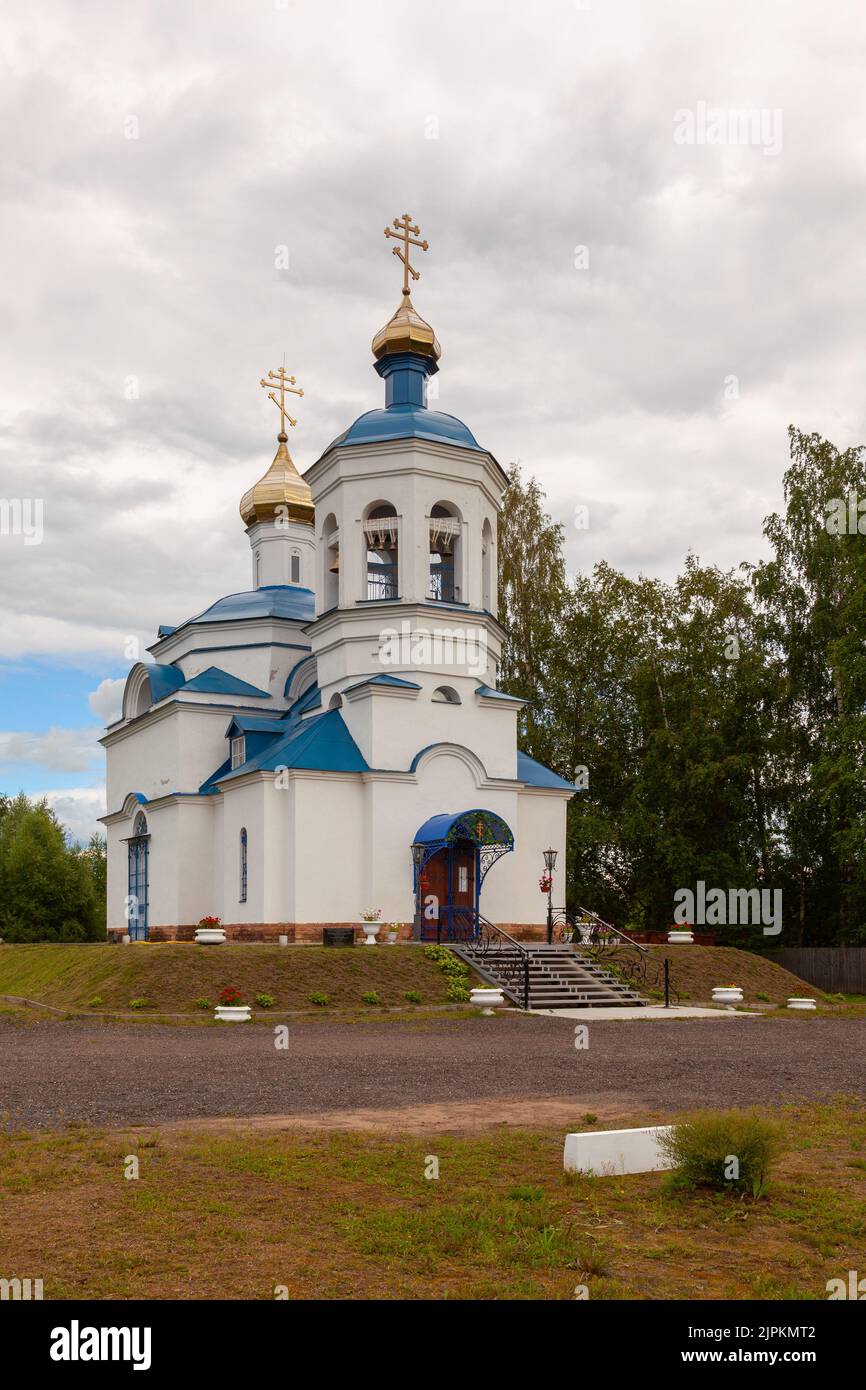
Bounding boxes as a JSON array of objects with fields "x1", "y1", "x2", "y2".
[{"x1": 1, "y1": 0, "x2": 865, "y2": 841}]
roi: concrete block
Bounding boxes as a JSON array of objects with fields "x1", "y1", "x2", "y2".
[{"x1": 564, "y1": 1125, "x2": 675, "y2": 1176}]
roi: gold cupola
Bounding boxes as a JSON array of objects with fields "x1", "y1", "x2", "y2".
[
  {"x1": 239, "y1": 433, "x2": 314, "y2": 527},
  {"x1": 372, "y1": 213, "x2": 441, "y2": 362},
  {"x1": 371, "y1": 290, "x2": 441, "y2": 362},
  {"x1": 241, "y1": 366, "x2": 314, "y2": 528}
]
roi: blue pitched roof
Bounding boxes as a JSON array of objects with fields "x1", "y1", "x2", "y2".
[
  {"x1": 225, "y1": 716, "x2": 288, "y2": 737},
  {"x1": 181, "y1": 666, "x2": 271, "y2": 698},
  {"x1": 216, "y1": 709, "x2": 369, "y2": 783},
  {"x1": 476, "y1": 683, "x2": 526, "y2": 704},
  {"x1": 343, "y1": 673, "x2": 422, "y2": 695},
  {"x1": 161, "y1": 585, "x2": 315, "y2": 639},
  {"x1": 518, "y1": 751, "x2": 579, "y2": 791},
  {"x1": 325, "y1": 404, "x2": 483, "y2": 454}
]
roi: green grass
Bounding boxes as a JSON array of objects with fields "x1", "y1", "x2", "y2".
[
  {"x1": 0, "y1": 1098, "x2": 863, "y2": 1299},
  {"x1": 0, "y1": 943, "x2": 470, "y2": 1014}
]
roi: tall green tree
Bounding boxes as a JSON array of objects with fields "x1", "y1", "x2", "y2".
[{"x1": 0, "y1": 794, "x2": 101, "y2": 942}]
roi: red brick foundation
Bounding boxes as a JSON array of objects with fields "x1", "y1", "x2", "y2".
[{"x1": 108, "y1": 921, "x2": 549, "y2": 944}]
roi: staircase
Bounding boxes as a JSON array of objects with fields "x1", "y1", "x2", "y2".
[{"x1": 451, "y1": 940, "x2": 648, "y2": 1011}]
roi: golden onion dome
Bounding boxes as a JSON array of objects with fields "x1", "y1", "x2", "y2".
[
  {"x1": 239, "y1": 434, "x2": 314, "y2": 528},
  {"x1": 371, "y1": 289, "x2": 441, "y2": 362}
]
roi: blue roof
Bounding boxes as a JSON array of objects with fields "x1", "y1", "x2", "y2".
[
  {"x1": 164, "y1": 585, "x2": 315, "y2": 637},
  {"x1": 182, "y1": 666, "x2": 271, "y2": 698},
  {"x1": 225, "y1": 716, "x2": 288, "y2": 737},
  {"x1": 413, "y1": 807, "x2": 514, "y2": 848},
  {"x1": 216, "y1": 708, "x2": 369, "y2": 783},
  {"x1": 476, "y1": 684, "x2": 526, "y2": 704},
  {"x1": 343, "y1": 673, "x2": 422, "y2": 695},
  {"x1": 143, "y1": 663, "x2": 186, "y2": 703},
  {"x1": 325, "y1": 404, "x2": 483, "y2": 454},
  {"x1": 518, "y1": 751, "x2": 579, "y2": 791}
]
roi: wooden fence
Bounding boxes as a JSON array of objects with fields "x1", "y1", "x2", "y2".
[{"x1": 761, "y1": 947, "x2": 866, "y2": 994}]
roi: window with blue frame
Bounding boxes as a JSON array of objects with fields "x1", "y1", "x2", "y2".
[{"x1": 239, "y1": 827, "x2": 248, "y2": 903}]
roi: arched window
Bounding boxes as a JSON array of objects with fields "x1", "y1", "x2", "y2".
[
  {"x1": 328, "y1": 692, "x2": 343, "y2": 710},
  {"x1": 322, "y1": 514, "x2": 339, "y2": 610},
  {"x1": 429, "y1": 503, "x2": 461, "y2": 602},
  {"x1": 239, "y1": 828, "x2": 248, "y2": 904},
  {"x1": 482, "y1": 518, "x2": 494, "y2": 612},
  {"x1": 133, "y1": 812, "x2": 148, "y2": 837},
  {"x1": 365, "y1": 504, "x2": 399, "y2": 600},
  {"x1": 432, "y1": 686, "x2": 461, "y2": 704}
]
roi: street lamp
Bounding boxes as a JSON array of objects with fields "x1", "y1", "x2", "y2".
[{"x1": 543, "y1": 848, "x2": 557, "y2": 944}]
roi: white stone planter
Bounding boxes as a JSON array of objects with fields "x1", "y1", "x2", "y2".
[
  {"x1": 361, "y1": 923, "x2": 380, "y2": 945},
  {"x1": 787, "y1": 997, "x2": 817, "y2": 1011},
  {"x1": 470, "y1": 986, "x2": 505, "y2": 1014},
  {"x1": 278, "y1": 934, "x2": 288, "y2": 946},
  {"x1": 195, "y1": 928, "x2": 226, "y2": 945},
  {"x1": 386, "y1": 931, "x2": 399, "y2": 945},
  {"x1": 712, "y1": 986, "x2": 743, "y2": 1005},
  {"x1": 564, "y1": 1125, "x2": 675, "y2": 1176},
  {"x1": 214, "y1": 1005, "x2": 251, "y2": 1022},
  {"x1": 668, "y1": 930, "x2": 694, "y2": 944}
]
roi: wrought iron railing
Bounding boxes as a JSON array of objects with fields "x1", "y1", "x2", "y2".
[
  {"x1": 449, "y1": 907, "x2": 530, "y2": 1010},
  {"x1": 551, "y1": 906, "x2": 678, "y2": 1006}
]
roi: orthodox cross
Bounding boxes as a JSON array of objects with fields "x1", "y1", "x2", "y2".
[
  {"x1": 383, "y1": 212, "x2": 429, "y2": 294},
  {"x1": 259, "y1": 365, "x2": 304, "y2": 437}
]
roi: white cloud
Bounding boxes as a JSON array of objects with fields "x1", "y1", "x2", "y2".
[
  {"x1": 88, "y1": 676, "x2": 126, "y2": 726},
  {"x1": 36, "y1": 787, "x2": 107, "y2": 846},
  {"x1": 0, "y1": 726, "x2": 102, "y2": 773}
]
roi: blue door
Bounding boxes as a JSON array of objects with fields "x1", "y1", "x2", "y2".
[{"x1": 127, "y1": 813, "x2": 149, "y2": 940}]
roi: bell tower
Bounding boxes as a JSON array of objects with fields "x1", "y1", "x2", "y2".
[{"x1": 302, "y1": 214, "x2": 511, "y2": 775}]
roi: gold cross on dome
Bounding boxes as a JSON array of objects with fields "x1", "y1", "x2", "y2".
[
  {"x1": 259, "y1": 365, "x2": 304, "y2": 437},
  {"x1": 384, "y1": 212, "x2": 429, "y2": 295}
]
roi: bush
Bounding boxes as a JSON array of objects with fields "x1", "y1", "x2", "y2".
[
  {"x1": 194, "y1": 997, "x2": 212, "y2": 1011},
  {"x1": 360, "y1": 990, "x2": 382, "y2": 1006},
  {"x1": 254, "y1": 993, "x2": 275, "y2": 1009},
  {"x1": 87, "y1": 995, "x2": 103, "y2": 1008},
  {"x1": 404, "y1": 990, "x2": 422, "y2": 1004},
  {"x1": 659, "y1": 1109, "x2": 785, "y2": 1197},
  {"x1": 309, "y1": 991, "x2": 330, "y2": 1007},
  {"x1": 446, "y1": 981, "x2": 470, "y2": 1003},
  {"x1": 128, "y1": 998, "x2": 152, "y2": 1010}
]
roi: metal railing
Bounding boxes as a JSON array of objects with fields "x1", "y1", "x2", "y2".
[{"x1": 449, "y1": 906, "x2": 530, "y2": 1010}]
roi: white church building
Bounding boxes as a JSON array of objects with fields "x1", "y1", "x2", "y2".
[{"x1": 101, "y1": 223, "x2": 576, "y2": 942}]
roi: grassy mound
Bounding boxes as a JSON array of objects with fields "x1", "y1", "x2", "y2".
[
  {"x1": 645, "y1": 944, "x2": 821, "y2": 1005},
  {"x1": 0, "y1": 943, "x2": 464, "y2": 1014}
]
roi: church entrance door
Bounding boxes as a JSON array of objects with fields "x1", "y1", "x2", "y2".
[{"x1": 418, "y1": 839, "x2": 476, "y2": 942}]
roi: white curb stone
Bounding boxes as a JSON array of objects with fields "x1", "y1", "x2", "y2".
[{"x1": 564, "y1": 1125, "x2": 675, "y2": 1176}]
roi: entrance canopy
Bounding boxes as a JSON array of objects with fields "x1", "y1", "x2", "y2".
[{"x1": 412, "y1": 807, "x2": 514, "y2": 885}]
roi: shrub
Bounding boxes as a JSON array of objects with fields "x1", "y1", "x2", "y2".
[
  {"x1": 128, "y1": 998, "x2": 151, "y2": 1010},
  {"x1": 583, "y1": 1112, "x2": 598, "y2": 1125},
  {"x1": 254, "y1": 993, "x2": 275, "y2": 1009},
  {"x1": 659, "y1": 1109, "x2": 785, "y2": 1197},
  {"x1": 309, "y1": 991, "x2": 330, "y2": 1007},
  {"x1": 404, "y1": 990, "x2": 422, "y2": 1004},
  {"x1": 194, "y1": 997, "x2": 212, "y2": 1011},
  {"x1": 446, "y1": 981, "x2": 470, "y2": 1003},
  {"x1": 360, "y1": 990, "x2": 382, "y2": 1006},
  {"x1": 756, "y1": 991, "x2": 770, "y2": 1002},
  {"x1": 87, "y1": 995, "x2": 103, "y2": 1008}
]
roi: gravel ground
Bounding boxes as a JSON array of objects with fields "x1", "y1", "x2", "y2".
[{"x1": 1, "y1": 1012, "x2": 864, "y2": 1129}]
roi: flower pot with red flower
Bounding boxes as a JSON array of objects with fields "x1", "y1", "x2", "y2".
[
  {"x1": 215, "y1": 986, "x2": 250, "y2": 1022},
  {"x1": 195, "y1": 915, "x2": 226, "y2": 946},
  {"x1": 667, "y1": 925, "x2": 694, "y2": 944}
]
